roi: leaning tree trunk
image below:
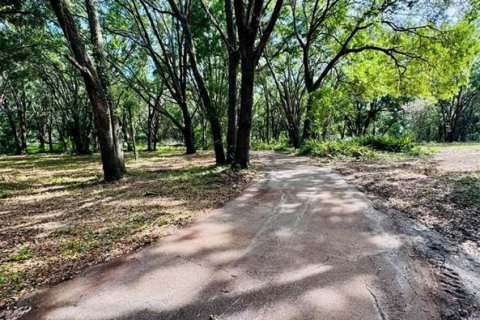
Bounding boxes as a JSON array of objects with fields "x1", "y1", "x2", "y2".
[
  {"x1": 49, "y1": 0, "x2": 124, "y2": 181},
  {"x1": 85, "y1": 0, "x2": 125, "y2": 174}
]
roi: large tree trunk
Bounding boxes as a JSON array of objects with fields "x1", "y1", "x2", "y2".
[
  {"x1": 86, "y1": 0, "x2": 125, "y2": 173},
  {"x1": 127, "y1": 104, "x2": 137, "y2": 160},
  {"x1": 226, "y1": 51, "x2": 239, "y2": 163},
  {"x1": 16, "y1": 102, "x2": 27, "y2": 154},
  {"x1": 3, "y1": 106, "x2": 21, "y2": 154},
  {"x1": 287, "y1": 126, "x2": 300, "y2": 149},
  {"x1": 49, "y1": 0, "x2": 124, "y2": 181},
  {"x1": 301, "y1": 94, "x2": 314, "y2": 142},
  {"x1": 234, "y1": 59, "x2": 255, "y2": 169},
  {"x1": 146, "y1": 105, "x2": 154, "y2": 151},
  {"x1": 181, "y1": 107, "x2": 196, "y2": 154},
  {"x1": 48, "y1": 122, "x2": 54, "y2": 153},
  {"x1": 232, "y1": 0, "x2": 283, "y2": 168}
]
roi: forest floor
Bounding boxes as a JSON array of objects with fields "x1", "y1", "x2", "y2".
[
  {"x1": 0, "y1": 148, "x2": 256, "y2": 310},
  {"x1": 9, "y1": 152, "x2": 447, "y2": 320},
  {"x1": 329, "y1": 143, "x2": 480, "y2": 257}
]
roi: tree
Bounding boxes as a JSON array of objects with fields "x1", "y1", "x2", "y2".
[
  {"x1": 290, "y1": 0, "x2": 453, "y2": 141},
  {"x1": 167, "y1": 0, "x2": 227, "y2": 164},
  {"x1": 48, "y1": 0, "x2": 125, "y2": 181},
  {"x1": 233, "y1": 0, "x2": 284, "y2": 168},
  {"x1": 115, "y1": 0, "x2": 197, "y2": 154},
  {"x1": 201, "y1": 0, "x2": 240, "y2": 163}
]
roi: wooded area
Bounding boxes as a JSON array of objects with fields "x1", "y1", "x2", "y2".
[
  {"x1": 1, "y1": 0, "x2": 480, "y2": 181},
  {"x1": 2, "y1": 1, "x2": 480, "y2": 318}
]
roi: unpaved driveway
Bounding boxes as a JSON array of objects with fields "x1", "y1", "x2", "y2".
[
  {"x1": 18, "y1": 153, "x2": 439, "y2": 320},
  {"x1": 432, "y1": 145, "x2": 480, "y2": 172}
]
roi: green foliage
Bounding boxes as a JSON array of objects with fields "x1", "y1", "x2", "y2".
[
  {"x1": 5, "y1": 246, "x2": 34, "y2": 262},
  {"x1": 0, "y1": 268, "x2": 25, "y2": 289},
  {"x1": 298, "y1": 140, "x2": 376, "y2": 159},
  {"x1": 298, "y1": 135, "x2": 424, "y2": 159},
  {"x1": 355, "y1": 135, "x2": 418, "y2": 153}
]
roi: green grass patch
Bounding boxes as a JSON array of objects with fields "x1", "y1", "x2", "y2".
[
  {"x1": 0, "y1": 190, "x2": 12, "y2": 199},
  {"x1": 61, "y1": 237, "x2": 100, "y2": 256},
  {"x1": 0, "y1": 268, "x2": 25, "y2": 289},
  {"x1": 251, "y1": 141, "x2": 293, "y2": 153},
  {"x1": 5, "y1": 246, "x2": 34, "y2": 262}
]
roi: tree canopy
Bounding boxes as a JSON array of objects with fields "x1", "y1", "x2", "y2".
[{"x1": 1, "y1": 0, "x2": 480, "y2": 179}]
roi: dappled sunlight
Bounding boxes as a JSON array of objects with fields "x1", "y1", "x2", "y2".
[
  {"x1": 104, "y1": 197, "x2": 186, "y2": 209},
  {"x1": 19, "y1": 153, "x2": 435, "y2": 320},
  {"x1": 368, "y1": 234, "x2": 404, "y2": 249},
  {"x1": 0, "y1": 150, "x2": 254, "y2": 308}
]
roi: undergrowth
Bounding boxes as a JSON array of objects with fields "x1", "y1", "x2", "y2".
[{"x1": 297, "y1": 136, "x2": 425, "y2": 159}]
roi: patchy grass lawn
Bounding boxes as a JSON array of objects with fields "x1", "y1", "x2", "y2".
[
  {"x1": 0, "y1": 148, "x2": 256, "y2": 308},
  {"x1": 328, "y1": 143, "x2": 480, "y2": 256}
]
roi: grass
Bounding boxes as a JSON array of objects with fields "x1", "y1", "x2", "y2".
[
  {"x1": 0, "y1": 147, "x2": 255, "y2": 308},
  {"x1": 5, "y1": 247, "x2": 34, "y2": 262},
  {"x1": 0, "y1": 268, "x2": 25, "y2": 289},
  {"x1": 426, "y1": 142, "x2": 480, "y2": 151}
]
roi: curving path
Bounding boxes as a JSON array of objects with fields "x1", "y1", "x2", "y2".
[{"x1": 20, "y1": 153, "x2": 439, "y2": 320}]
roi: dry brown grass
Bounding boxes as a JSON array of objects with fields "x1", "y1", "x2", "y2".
[
  {"x1": 329, "y1": 147, "x2": 480, "y2": 257},
  {"x1": 0, "y1": 148, "x2": 256, "y2": 308}
]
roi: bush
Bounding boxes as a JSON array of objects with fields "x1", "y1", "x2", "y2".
[
  {"x1": 297, "y1": 140, "x2": 376, "y2": 159},
  {"x1": 355, "y1": 135, "x2": 418, "y2": 153},
  {"x1": 297, "y1": 135, "x2": 423, "y2": 159}
]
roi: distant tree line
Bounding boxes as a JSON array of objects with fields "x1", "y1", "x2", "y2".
[{"x1": 0, "y1": 0, "x2": 479, "y2": 180}]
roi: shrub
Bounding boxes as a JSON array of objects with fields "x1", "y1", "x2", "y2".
[
  {"x1": 355, "y1": 135, "x2": 417, "y2": 153},
  {"x1": 297, "y1": 140, "x2": 376, "y2": 159}
]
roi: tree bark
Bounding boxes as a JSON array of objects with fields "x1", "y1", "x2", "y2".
[
  {"x1": 49, "y1": 0, "x2": 124, "y2": 181},
  {"x1": 226, "y1": 50, "x2": 239, "y2": 163},
  {"x1": 234, "y1": 60, "x2": 255, "y2": 168},
  {"x1": 232, "y1": 0, "x2": 284, "y2": 168},
  {"x1": 182, "y1": 106, "x2": 196, "y2": 154},
  {"x1": 302, "y1": 94, "x2": 314, "y2": 142}
]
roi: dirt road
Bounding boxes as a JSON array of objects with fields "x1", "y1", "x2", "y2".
[
  {"x1": 432, "y1": 144, "x2": 480, "y2": 172},
  {"x1": 18, "y1": 153, "x2": 440, "y2": 320}
]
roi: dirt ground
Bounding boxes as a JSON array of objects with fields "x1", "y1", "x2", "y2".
[
  {"x1": 15, "y1": 153, "x2": 441, "y2": 320},
  {"x1": 329, "y1": 144, "x2": 480, "y2": 256},
  {"x1": 0, "y1": 149, "x2": 256, "y2": 310}
]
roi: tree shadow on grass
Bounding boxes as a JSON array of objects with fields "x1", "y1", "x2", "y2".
[{"x1": 18, "y1": 153, "x2": 432, "y2": 320}]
